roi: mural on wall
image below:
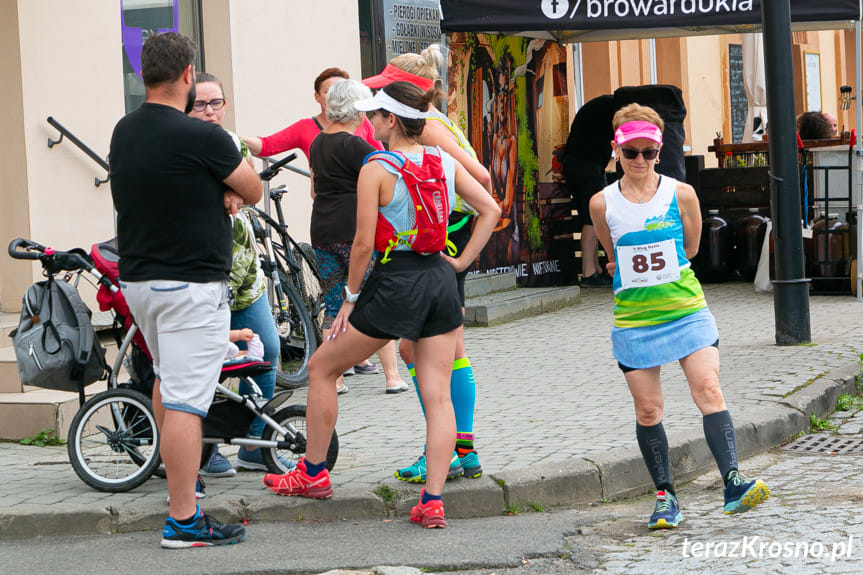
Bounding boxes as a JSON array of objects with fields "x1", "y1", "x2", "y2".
[{"x1": 447, "y1": 33, "x2": 576, "y2": 286}]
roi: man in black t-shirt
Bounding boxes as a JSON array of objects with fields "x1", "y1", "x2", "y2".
[{"x1": 109, "y1": 32, "x2": 260, "y2": 549}]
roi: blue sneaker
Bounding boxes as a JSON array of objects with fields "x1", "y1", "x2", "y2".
[
  {"x1": 723, "y1": 470, "x2": 770, "y2": 514},
  {"x1": 647, "y1": 490, "x2": 682, "y2": 529},
  {"x1": 395, "y1": 451, "x2": 464, "y2": 483},
  {"x1": 236, "y1": 448, "x2": 297, "y2": 472},
  {"x1": 459, "y1": 450, "x2": 483, "y2": 478},
  {"x1": 161, "y1": 506, "x2": 245, "y2": 549},
  {"x1": 200, "y1": 451, "x2": 237, "y2": 477}
]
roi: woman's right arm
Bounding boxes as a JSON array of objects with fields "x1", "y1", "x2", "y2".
[
  {"x1": 242, "y1": 119, "x2": 306, "y2": 158},
  {"x1": 328, "y1": 162, "x2": 382, "y2": 338},
  {"x1": 589, "y1": 191, "x2": 616, "y2": 275}
]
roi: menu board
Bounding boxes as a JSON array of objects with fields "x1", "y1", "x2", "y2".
[
  {"x1": 729, "y1": 43, "x2": 748, "y2": 144},
  {"x1": 382, "y1": 0, "x2": 442, "y2": 62}
]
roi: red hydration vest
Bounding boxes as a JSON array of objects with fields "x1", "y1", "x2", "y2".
[{"x1": 366, "y1": 147, "x2": 455, "y2": 262}]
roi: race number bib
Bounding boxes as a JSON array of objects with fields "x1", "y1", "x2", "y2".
[{"x1": 617, "y1": 239, "x2": 681, "y2": 289}]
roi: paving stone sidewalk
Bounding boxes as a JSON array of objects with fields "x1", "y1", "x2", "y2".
[{"x1": 1, "y1": 283, "x2": 860, "y2": 537}]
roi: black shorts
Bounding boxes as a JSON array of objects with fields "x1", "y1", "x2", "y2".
[
  {"x1": 349, "y1": 251, "x2": 464, "y2": 342},
  {"x1": 448, "y1": 211, "x2": 475, "y2": 306}
]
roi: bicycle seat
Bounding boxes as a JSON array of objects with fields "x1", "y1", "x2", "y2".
[{"x1": 219, "y1": 357, "x2": 272, "y2": 381}]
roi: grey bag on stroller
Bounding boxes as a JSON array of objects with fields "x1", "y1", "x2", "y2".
[{"x1": 10, "y1": 277, "x2": 107, "y2": 392}]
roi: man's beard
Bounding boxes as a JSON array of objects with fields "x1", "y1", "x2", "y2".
[{"x1": 184, "y1": 81, "x2": 197, "y2": 114}]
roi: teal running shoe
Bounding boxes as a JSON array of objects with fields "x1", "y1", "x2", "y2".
[
  {"x1": 723, "y1": 470, "x2": 770, "y2": 514},
  {"x1": 647, "y1": 490, "x2": 682, "y2": 529},
  {"x1": 459, "y1": 450, "x2": 483, "y2": 478},
  {"x1": 395, "y1": 451, "x2": 464, "y2": 483}
]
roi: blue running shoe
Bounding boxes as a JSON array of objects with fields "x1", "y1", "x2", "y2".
[
  {"x1": 723, "y1": 470, "x2": 770, "y2": 514},
  {"x1": 200, "y1": 451, "x2": 236, "y2": 477},
  {"x1": 236, "y1": 447, "x2": 297, "y2": 472},
  {"x1": 395, "y1": 451, "x2": 464, "y2": 483},
  {"x1": 161, "y1": 506, "x2": 245, "y2": 549},
  {"x1": 647, "y1": 490, "x2": 682, "y2": 529},
  {"x1": 459, "y1": 450, "x2": 483, "y2": 479}
]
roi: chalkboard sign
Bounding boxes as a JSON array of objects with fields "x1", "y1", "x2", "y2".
[{"x1": 729, "y1": 44, "x2": 748, "y2": 144}]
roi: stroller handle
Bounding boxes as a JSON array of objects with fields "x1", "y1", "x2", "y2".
[{"x1": 8, "y1": 238, "x2": 118, "y2": 293}]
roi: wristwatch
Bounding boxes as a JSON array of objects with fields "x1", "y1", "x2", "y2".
[{"x1": 343, "y1": 285, "x2": 360, "y2": 303}]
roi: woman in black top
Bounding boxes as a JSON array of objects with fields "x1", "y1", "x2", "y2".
[{"x1": 308, "y1": 79, "x2": 407, "y2": 394}]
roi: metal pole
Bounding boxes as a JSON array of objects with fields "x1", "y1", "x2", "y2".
[
  {"x1": 855, "y1": 20, "x2": 862, "y2": 301},
  {"x1": 762, "y1": 0, "x2": 811, "y2": 344}
]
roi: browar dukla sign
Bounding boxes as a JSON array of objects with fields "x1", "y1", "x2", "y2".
[{"x1": 440, "y1": 0, "x2": 861, "y2": 40}]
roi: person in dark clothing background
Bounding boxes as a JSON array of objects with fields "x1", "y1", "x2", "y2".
[{"x1": 562, "y1": 94, "x2": 616, "y2": 286}]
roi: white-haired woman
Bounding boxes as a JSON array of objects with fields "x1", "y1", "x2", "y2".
[{"x1": 308, "y1": 79, "x2": 406, "y2": 394}]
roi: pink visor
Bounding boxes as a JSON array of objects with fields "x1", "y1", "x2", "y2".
[
  {"x1": 362, "y1": 64, "x2": 435, "y2": 92},
  {"x1": 614, "y1": 121, "x2": 663, "y2": 146}
]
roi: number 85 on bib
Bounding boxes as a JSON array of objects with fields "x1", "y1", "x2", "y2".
[{"x1": 616, "y1": 239, "x2": 681, "y2": 290}]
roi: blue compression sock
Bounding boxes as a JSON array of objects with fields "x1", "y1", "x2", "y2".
[
  {"x1": 451, "y1": 358, "x2": 476, "y2": 455},
  {"x1": 407, "y1": 363, "x2": 425, "y2": 416}
]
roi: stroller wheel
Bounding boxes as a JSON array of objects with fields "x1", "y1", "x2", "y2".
[{"x1": 67, "y1": 388, "x2": 160, "y2": 492}]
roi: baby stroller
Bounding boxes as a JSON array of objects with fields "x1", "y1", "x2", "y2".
[{"x1": 9, "y1": 238, "x2": 338, "y2": 493}]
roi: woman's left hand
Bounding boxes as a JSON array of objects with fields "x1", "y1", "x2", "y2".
[
  {"x1": 442, "y1": 253, "x2": 466, "y2": 273},
  {"x1": 328, "y1": 301, "x2": 355, "y2": 340}
]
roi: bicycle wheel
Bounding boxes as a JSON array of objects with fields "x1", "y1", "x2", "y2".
[
  {"x1": 67, "y1": 388, "x2": 160, "y2": 492},
  {"x1": 260, "y1": 404, "x2": 338, "y2": 473},
  {"x1": 292, "y1": 242, "x2": 324, "y2": 345},
  {"x1": 273, "y1": 271, "x2": 317, "y2": 388}
]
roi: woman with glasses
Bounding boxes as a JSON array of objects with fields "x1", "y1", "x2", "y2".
[
  {"x1": 188, "y1": 73, "x2": 292, "y2": 476},
  {"x1": 589, "y1": 103, "x2": 769, "y2": 531}
]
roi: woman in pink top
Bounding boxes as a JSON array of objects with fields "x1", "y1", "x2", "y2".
[{"x1": 244, "y1": 67, "x2": 382, "y2": 160}]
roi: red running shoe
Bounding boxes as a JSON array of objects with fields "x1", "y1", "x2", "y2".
[
  {"x1": 410, "y1": 489, "x2": 446, "y2": 528},
  {"x1": 262, "y1": 458, "x2": 333, "y2": 499}
]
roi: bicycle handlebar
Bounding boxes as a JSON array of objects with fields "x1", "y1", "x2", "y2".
[
  {"x1": 8, "y1": 238, "x2": 118, "y2": 293},
  {"x1": 258, "y1": 152, "x2": 298, "y2": 182}
]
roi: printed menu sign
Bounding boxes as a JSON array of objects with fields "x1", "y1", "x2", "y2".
[{"x1": 383, "y1": 0, "x2": 442, "y2": 61}]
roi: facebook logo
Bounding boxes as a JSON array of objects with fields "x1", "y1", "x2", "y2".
[{"x1": 541, "y1": 0, "x2": 570, "y2": 19}]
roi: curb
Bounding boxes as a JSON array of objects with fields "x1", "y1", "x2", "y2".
[{"x1": 0, "y1": 361, "x2": 858, "y2": 540}]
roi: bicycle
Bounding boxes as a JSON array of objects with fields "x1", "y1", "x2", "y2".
[
  {"x1": 8, "y1": 238, "x2": 338, "y2": 492},
  {"x1": 250, "y1": 153, "x2": 325, "y2": 388}
]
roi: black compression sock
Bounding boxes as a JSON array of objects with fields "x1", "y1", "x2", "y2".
[
  {"x1": 703, "y1": 410, "x2": 739, "y2": 484},
  {"x1": 636, "y1": 422, "x2": 672, "y2": 492}
]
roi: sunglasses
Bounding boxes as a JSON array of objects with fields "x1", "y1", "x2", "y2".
[
  {"x1": 620, "y1": 147, "x2": 659, "y2": 161},
  {"x1": 192, "y1": 98, "x2": 226, "y2": 112}
]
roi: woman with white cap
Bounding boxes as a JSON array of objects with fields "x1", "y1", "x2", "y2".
[
  {"x1": 362, "y1": 45, "x2": 493, "y2": 486},
  {"x1": 590, "y1": 103, "x2": 769, "y2": 531},
  {"x1": 262, "y1": 81, "x2": 500, "y2": 529}
]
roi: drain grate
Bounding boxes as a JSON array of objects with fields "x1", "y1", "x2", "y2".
[{"x1": 783, "y1": 434, "x2": 863, "y2": 454}]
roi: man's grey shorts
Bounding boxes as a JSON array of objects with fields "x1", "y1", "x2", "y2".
[{"x1": 122, "y1": 280, "x2": 230, "y2": 417}]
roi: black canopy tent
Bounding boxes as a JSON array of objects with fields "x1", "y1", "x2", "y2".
[
  {"x1": 441, "y1": 0, "x2": 863, "y2": 317},
  {"x1": 440, "y1": 0, "x2": 860, "y2": 42}
]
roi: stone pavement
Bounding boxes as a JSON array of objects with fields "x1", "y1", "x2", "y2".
[{"x1": 1, "y1": 282, "x2": 861, "y2": 540}]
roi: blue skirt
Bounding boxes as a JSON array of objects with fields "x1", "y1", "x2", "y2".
[{"x1": 611, "y1": 307, "x2": 719, "y2": 370}]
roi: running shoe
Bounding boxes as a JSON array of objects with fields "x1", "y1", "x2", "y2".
[
  {"x1": 410, "y1": 489, "x2": 446, "y2": 529},
  {"x1": 200, "y1": 452, "x2": 237, "y2": 477},
  {"x1": 580, "y1": 273, "x2": 612, "y2": 287},
  {"x1": 723, "y1": 470, "x2": 770, "y2": 514},
  {"x1": 160, "y1": 506, "x2": 245, "y2": 549},
  {"x1": 166, "y1": 476, "x2": 206, "y2": 504},
  {"x1": 459, "y1": 450, "x2": 483, "y2": 479},
  {"x1": 647, "y1": 490, "x2": 682, "y2": 529},
  {"x1": 395, "y1": 451, "x2": 464, "y2": 483},
  {"x1": 262, "y1": 458, "x2": 333, "y2": 498},
  {"x1": 236, "y1": 448, "x2": 297, "y2": 472}
]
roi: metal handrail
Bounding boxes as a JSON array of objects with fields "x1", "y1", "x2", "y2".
[{"x1": 46, "y1": 116, "x2": 110, "y2": 187}]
